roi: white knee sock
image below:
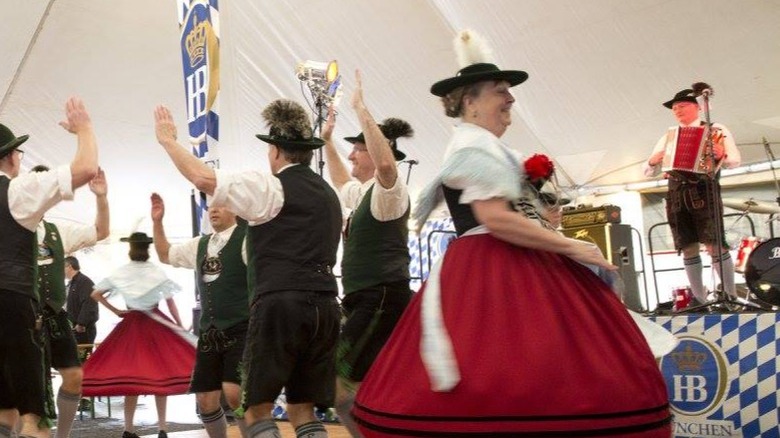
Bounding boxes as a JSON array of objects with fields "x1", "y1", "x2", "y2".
[
  {"x1": 684, "y1": 255, "x2": 707, "y2": 301},
  {"x1": 55, "y1": 388, "x2": 81, "y2": 438},
  {"x1": 200, "y1": 407, "x2": 227, "y2": 438}
]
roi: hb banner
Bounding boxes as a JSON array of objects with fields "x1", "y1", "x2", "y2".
[{"x1": 178, "y1": 0, "x2": 220, "y2": 235}]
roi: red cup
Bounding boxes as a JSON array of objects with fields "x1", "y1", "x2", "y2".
[{"x1": 673, "y1": 287, "x2": 692, "y2": 311}]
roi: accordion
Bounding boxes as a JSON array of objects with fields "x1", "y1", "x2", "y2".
[{"x1": 661, "y1": 126, "x2": 716, "y2": 174}]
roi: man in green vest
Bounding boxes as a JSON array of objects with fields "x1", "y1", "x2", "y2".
[
  {"x1": 32, "y1": 165, "x2": 109, "y2": 438},
  {"x1": 322, "y1": 71, "x2": 414, "y2": 436},
  {"x1": 151, "y1": 193, "x2": 249, "y2": 438}
]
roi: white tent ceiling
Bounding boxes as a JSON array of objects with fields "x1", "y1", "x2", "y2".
[{"x1": 2, "y1": 0, "x2": 780, "y2": 236}]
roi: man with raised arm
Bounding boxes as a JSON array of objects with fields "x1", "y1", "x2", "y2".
[
  {"x1": 152, "y1": 193, "x2": 249, "y2": 438},
  {"x1": 0, "y1": 97, "x2": 98, "y2": 438},
  {"x1": 322, "y1": 71, "x2": 414, "y2": 437},
  {"x1": 155, "y1": 99, "x2": 341, "y2": 438}
]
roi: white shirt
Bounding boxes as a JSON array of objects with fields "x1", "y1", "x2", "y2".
[
  {"x1": 211, "y1": 165, "x2": 299, "y2": 226},
  {"x1": 168, "y1": 223, "x2": 247, "y2": 269},
  {"x1": 2, "y1": 165, "x2": 74, "y2": 231},
  {"x1": 36, "y1": 220, "x2": 97, "y2": 256},
  {"x1": 644, "y1": 119, "x2": 741, "y2": 177},
  {"x1": 339, "y1": 176, "x2": 409, "y2": 222}
]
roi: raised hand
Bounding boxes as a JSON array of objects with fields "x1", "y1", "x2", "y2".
[
  {"x1": 154, "y1": 105, "x2": 178, "y2": 145},
  {"x1": 150, "y1": 192, "x2": 165, "y2": 222},
  {"x1": 88, "y1": 168, "x2": 107, "y2": 196},
  {"x1": 350, "y1": 69, "x2": 365, "y2": 111},
  {"x1": 59, "y1": 97, "x2": 92, "y2": 134},
  {"x1": 322, "y1": 105, "x2": 337, "y2": 141}
]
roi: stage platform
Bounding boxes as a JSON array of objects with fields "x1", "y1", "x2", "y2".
[{"x1": 650, "y1": 311, "x2": 780, "y2": 437}]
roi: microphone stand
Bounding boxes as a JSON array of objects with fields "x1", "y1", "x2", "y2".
[
  {"x1": 312, "y1": 92, "x2": 327, "y2": 176},
  {"x1": 403, "y1": 160, "x2": 418, "y2": 185}
]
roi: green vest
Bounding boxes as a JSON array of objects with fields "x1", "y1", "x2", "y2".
[
  {"x1": 196, "y1": 225, "x2": 249, "y2": 331},
  {"x1": 38, "y1": 221, "x2": 66, "y2": 310},
  {"x1": 342, "y1": 184, "x2": 410, "y2": 294}
]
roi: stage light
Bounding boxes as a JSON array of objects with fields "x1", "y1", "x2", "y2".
[
  {"x1": 296, "y1": 60, "x2": 338, "y2": 85},
  {"x1": 296, "y1": 59, "x2": 342, "y2": 106}
]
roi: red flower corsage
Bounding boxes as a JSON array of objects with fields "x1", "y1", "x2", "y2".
[{"x1": 524, "y1": 154, "x2": 555, "y2": 185}]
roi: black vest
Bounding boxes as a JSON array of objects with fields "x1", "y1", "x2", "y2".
[
  {"x1": 196, "y1": 225, "x2": 249, "y2": 330},
  {"x1": 342, "y1": 184, "x2": 410, "y2": 294},
  {"x1": 0, "y1": 176, "x2": 38, "y2": 299},
  {"x1": 247, "y1": 165, "x2": 341, "y2": 295}
]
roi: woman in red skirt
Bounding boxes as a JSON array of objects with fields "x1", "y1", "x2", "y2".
[
  {"x1": 83, "y1": 232, "x2": 196, "y2": 438},
  {"x1": 352, "y1": 30, "x2": 673, "y2": 437}
]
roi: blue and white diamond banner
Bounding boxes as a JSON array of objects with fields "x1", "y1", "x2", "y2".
[
  {"x1": 178, "y1": 0, "x2": 220, "y2": 234},
  {"x1": 651, "y1": 313, "x2": 780, "y2": 438},
  {"x1": 408, "y1": 217, "x2": 456, "y2": 291}
]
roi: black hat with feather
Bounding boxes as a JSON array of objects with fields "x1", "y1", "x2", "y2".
[
  {"x1": 255, "y1": 100, "x2": 324, "y2": 150},
  {"x1": 430, "y1": 30, "x2": 528, "y2": 98},
  {"x1": 344, "y1": 118, "x2": 414, "y2": 161}
]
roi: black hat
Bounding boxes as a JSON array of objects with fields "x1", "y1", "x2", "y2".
[
  {"x1": 431, "y1": 63, "x2": 528, "y2": 97},
  {"x1": 538, "y1": 192, "x2": 571, "y2": 207},
  {"x1": 663, "y1": 89, "x2": 699, "y2": 109},
  {"x1": 255, "y1": 100, "x2": 324, "y2": 150},
  {"x1": 0, "y1": 123, "x2": 29, "y2": 159},
  {"x1": 120, "y1": 232, "x2": 153, "y2": 244},
  {"x1": 344, "y1": 118, "x2": 414, "y2": 161}
]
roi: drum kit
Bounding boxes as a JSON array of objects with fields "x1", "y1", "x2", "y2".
[{"x1": 721, "y1": 198, "x2": 780, "y2": 309}]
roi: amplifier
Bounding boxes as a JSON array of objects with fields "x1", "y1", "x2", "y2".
[
  {"x1": 561, "y1": 223, "x2": 643, "y2": 312},
  {"x1": 561, "y1": 205, "x2": 621, "y2": 229}
]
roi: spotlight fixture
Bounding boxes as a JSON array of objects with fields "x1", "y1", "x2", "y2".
[{"x1": 296, "y1": 59, "x2": 342, "y2": 104}]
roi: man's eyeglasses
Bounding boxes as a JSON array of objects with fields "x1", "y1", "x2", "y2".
[{"x1": 15, "y1": 149, "x2": 24, "y2": 160}]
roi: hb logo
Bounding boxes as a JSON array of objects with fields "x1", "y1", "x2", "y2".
[
  {"x1": 659, "y1": 336, "x2": 728, "y2": 416},
  {"x1": 180, "y1": 1, "x2": 220, "y2": 153}
]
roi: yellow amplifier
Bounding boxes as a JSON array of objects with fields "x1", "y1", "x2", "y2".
[{"x1": 560, "y1": 205, "x2": 621, "y2": 229}]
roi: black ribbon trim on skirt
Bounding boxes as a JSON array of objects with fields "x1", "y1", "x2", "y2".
[{"x1": 352, "y1": 401, "x2": 672, "y2": 437}]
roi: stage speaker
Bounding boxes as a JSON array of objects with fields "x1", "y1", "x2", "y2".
[{"x1": 561, "y1": 223, "x2": 643, "y2": 312}]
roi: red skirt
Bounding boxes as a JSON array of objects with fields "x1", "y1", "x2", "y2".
[
  {"x1": 353, "y1": 234, "x2": 672, "y2": 437},
  {"x1": 82, "y1": 310, "x2": 196, "y2": 397}
]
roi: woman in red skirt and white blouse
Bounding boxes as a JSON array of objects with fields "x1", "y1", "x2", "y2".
[
  {"x1": 84, "y1": 232, "x2": 196, "y2": 438},
  {"x1": 352, "y1": 30, "x2": 674, "y2": 438}
]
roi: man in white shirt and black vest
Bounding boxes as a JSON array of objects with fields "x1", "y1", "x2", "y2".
[
  {"x1": 322, "y1": 71, "x2": 414, "y2": 437},
  {"x1": 154, "y1": 99, "x2": 342, "y2": 438},
  {"x1": 0, "y1": 97, "x2": 99, "y2": 438},
  {"x1": 151, "y1": 193, "x2": 250, "y2": 438}
]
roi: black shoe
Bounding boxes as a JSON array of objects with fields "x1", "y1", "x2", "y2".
[
  {"x1": 122, "y1": 432, "x2": 140, "y2": 438},
  {"x1": 158, "y1": 431, "x2": 168, "y2": 438}
]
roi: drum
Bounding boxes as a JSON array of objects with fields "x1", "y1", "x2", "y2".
[
  {"x1": 672, "y1": 286, "x2": 692, "y2": 311},
  {"x1": 744, "y1": 238, "x2": 780, "y2": 306},
  {"x1": 735, "y1": 236, "x2": 764, "y2": 273}
]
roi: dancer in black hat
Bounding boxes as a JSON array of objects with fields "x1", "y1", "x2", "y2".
[
  {"x1": 352, "y1": 30, "x2": 673, "y2": 437},
  {"x1": 645, "y1": 83, "x2": 741, "y2": 304},
  {"x1": 84, "y1": 232, "x2": 195, "y2": 438},
  {"x1": 322, "y1": 71, "x2": 414, "y2": 436},
  {"x1": 0, "y1": 97, "x2": 98, "y2": 438},
  {"x1": 155, "y1": 99, "x2": 342, "y2": 438}
]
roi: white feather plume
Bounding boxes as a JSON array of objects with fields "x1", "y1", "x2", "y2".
[{"x1": 454, "y1": 29, "x2": 494, "y2": 68}]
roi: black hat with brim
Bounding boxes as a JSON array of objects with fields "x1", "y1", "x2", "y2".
[
  {"x1": 255, "y1": 134, "x2": 324, "y2": 151},
  {"x1": 120, "y1": 232, "x2": 154, "y2": 244},
  {"x1": 0, "y1": 123, "x2": 29, "y2": 159},
  {"x1": 539, "y1": 192, "x2": 572, "y2": 207},
  {"x1": 663, "y1": 89, "x2": 699, "y2": 109},
  {"x1": 343, "y1": 133, "x2": 406, "y2": 161},
  {"x1": 431, "y1": 63, "x2": 528, "y2": 97}
]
